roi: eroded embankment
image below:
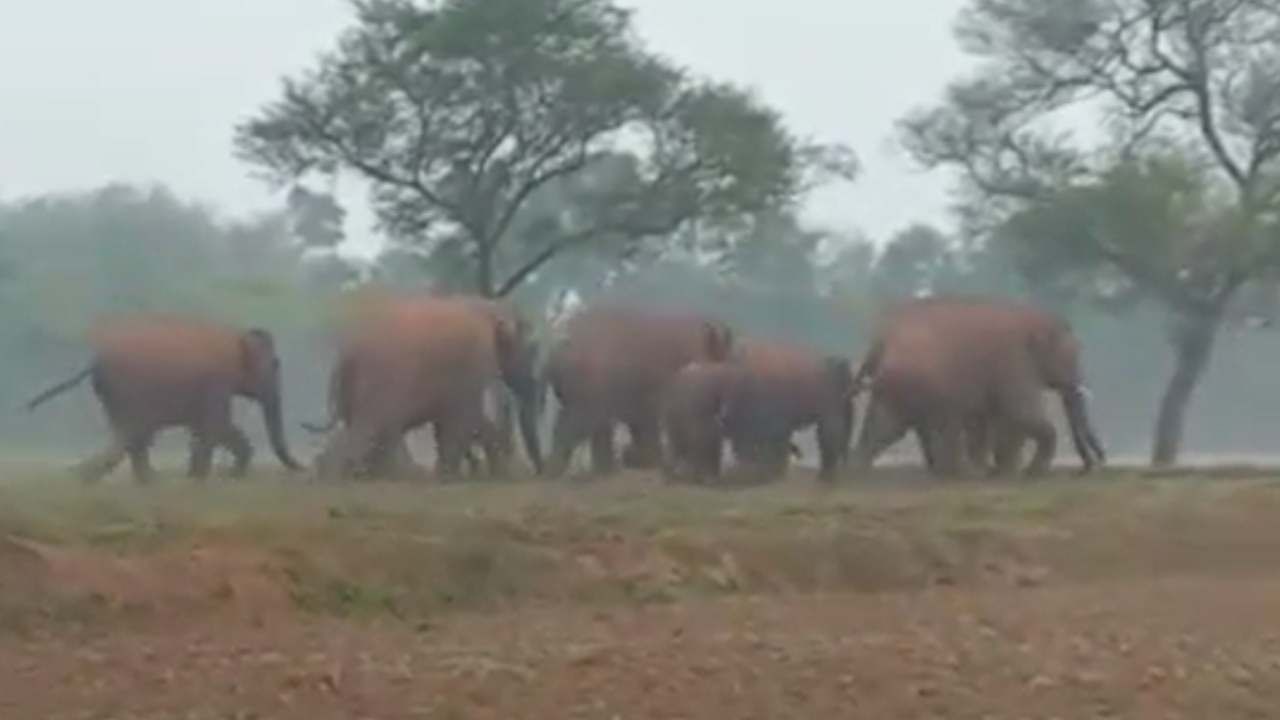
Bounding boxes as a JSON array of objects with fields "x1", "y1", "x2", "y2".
[{"x1": 1, "y1": 468, "x2": 1279, "y2": 632}]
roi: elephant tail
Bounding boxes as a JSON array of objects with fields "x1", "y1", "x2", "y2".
[{"x1": 25, "y1": 365, "x2": 93, "y2": 412}]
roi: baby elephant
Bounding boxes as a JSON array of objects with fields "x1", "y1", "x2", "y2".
[
  {"x1": 661, "y1": 361, "x2": 747, "y2": 483},
  {"x1": 660, "y1": 358, "x2": 818, "y2": 485}
]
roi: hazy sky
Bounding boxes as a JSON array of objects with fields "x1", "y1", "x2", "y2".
[{"x1": 0, "y1": 0, "x2": 971, "y2": 253}]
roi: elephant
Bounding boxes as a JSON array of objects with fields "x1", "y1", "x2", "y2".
[
  {"x1": 660, "y1": 361, "x2": 748, "y2": 483},
  {"x1": 719, "y1": 341, "x2": 856, "y2": 482},
  {"x1": 543, "y1": 305, "x2": 734, "y2": 478},
  {"x1": 307, "y1": 294, "x2": 542, "y2": 482},
  {"x1": 302, "y1": 332, "x2": 497, "y2": 482},
  {"x1": 25, "y1": 315, "x2": 303, "y2": 484},
  {"x1": 660, "y1": 359, "x2": 805, "y2": 484},
  {"x1": 851, "y1": 296, "x2": 1106, "y2": 477}
]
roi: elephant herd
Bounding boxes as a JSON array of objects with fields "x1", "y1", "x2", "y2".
[{"x1": 25, "y1": 292, "x2": 1106, "y2": 485}]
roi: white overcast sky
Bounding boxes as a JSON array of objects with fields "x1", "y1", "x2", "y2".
[{"x1": 0, "y1": 0, "x2": 972, "y2": 254}]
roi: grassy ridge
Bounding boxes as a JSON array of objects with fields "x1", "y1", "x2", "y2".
[{"x1": 2, "y1": 465, "x2": 1280, "y2": 632}]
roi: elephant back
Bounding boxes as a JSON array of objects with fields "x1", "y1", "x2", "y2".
[
  {"x1": 88, "y1": 314, "x2": 244, "y2": 383},
  {"x1": 560, "y1": 305, "x2": 732, "y2": 381},
  {"x1": 348, "y1": 296, "x2": 499, "y2": 360},
  {"x1": 736, "y1": 340, "x2": 842, "y2": 424}
]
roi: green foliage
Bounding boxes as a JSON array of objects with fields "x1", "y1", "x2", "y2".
[
  {"x1": 286, "y1": 185, "x2": 346, "y2": 249},
  {"x1": 902, "y1": 0, "x2": 1280, "y2": 298},
  {"x1": 235, "y1": 0, "x2": 854, "y2": 296}
]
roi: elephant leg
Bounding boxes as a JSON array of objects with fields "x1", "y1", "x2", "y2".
[
  {"x1": 371, "y1": 434, "x2": 427, "y2": 482},
  {"x1": 462, "y1": 415, "x2": 509, "y2": 480},
  {"x1": 434, "y1": 419, "x2": 473, "y2": 481},
  {"x1": 921, "y1": 415, "x2": 967, "y2": 476},
  {"x1": 462, "y1": 440, "x2": 485, "y2": 477},
  {"x1": 547, "y1": 407, "x2": 589, "y2": 478},
  {"x1": 188, "y1": 392, "x2": 239, "y2": 482},
  {"x1": 221, "y1": 425, "x2": 253, "y2": 478},
  {"x1": 76, "y1": 432, "x2": 128, "y2": 485},
  {"x1": 852, "y1": 397, "x2": 909, "y2": 471},
  {"x1": 913, "y1": 424, "x2": 938, "y2": 471},
  {"x1": 187, "y1": 432, "x2": 215, "y2": 481},
  {"x1": 695, "y1": 429, "x2": 725, "y2": 483},
  {"x1": 589, "y1": 424, "x2": 616, "y2": 476},
  {"x1": 1002, "y1": 389, "x2": 1055, "y2": 477},
  {"x1": 621, "y1": 415, "x2": 661, "y2": 470},
  {"x1": 964, "y1": 415, "x2": 992, "y2": 475},
  {"x1": 991, "y1": 423, "x2": 1025, "y2": 477},
  {"x1": 479, "y1": 431, "x2": 508, "y2": 479},
  {"x1": 816, "y1": 419, "x2": 846, "y2": 483},
  {"x1": 659, "y1": 422, "x2": 688, "y2": 483},
  {"x1": 125, "y1": 431, "x2": 157, "y2": 485}
]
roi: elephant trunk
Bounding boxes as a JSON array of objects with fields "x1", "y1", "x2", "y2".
[
  {"x1": 1060, "y1": 384, "x2": 1105, "y2": 473},
  {"x1": 516, "y1": 385, "x2": 543, "y2": 475},
  {"x1": 261, "y1": 393, "x2": 304, "y2": 471}
]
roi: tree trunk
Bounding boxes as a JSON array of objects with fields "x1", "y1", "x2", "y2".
[
  {"x1": 1150, "y1": 312, "x2": 1220, "y2": 467},
  {"x1": 476, "y1": 247, "x2": 495, "y2": 298}
]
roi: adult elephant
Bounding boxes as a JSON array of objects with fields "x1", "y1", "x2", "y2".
[
  {"x1": 851, "y1": 297, "x2": 1106, "y2": 477},
  {"x1": 25, "y1": 315, "x2": 303, "y2": 483},
  {"x1": 544, "y1": 305, "x2": 734, "y2": 478},
  {"x1": 308, "y1": 294, "x2": 542, "y2": 482},
  {"x1": 720, "y1": 341, "x2": 856, "y2": 482}
]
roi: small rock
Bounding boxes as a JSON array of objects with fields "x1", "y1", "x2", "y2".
[
  {"x1": 1227, "y1": 666, "x2": 1254, "y2": 686},
  {"x1": 1029, "y1": 674, "x2": 1056, "y2": 691},
  {"x1": 1015, "y1": 566, "x2": 1050, "y2": 588},
  {"x1": 1140, "y1": 666, "x2": 1167, "y2": 689}
]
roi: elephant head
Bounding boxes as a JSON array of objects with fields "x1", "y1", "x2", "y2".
[
  {"x1": 1027, "y1": 323, "x2": 1106, "y2": 471},
  {"x1": 236, "y1": 328, "x2": 304, "y2": 471},
  {"x1": 493, "y1": 315, "x2": 544, "y2": 474}
]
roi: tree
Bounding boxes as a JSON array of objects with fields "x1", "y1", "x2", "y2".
[
  {"x1": 285, "y1": 185, "x2": 346, "y2": 249},
  {"x1": 900, "y1": 0, "x2": 1280, "y2": 465},
  {"x1": 873, "y1": 224, "x2": 957, "y2": 299},
  {"x1": 235, "y1": 0, "x2": 855, "y2": 298}
]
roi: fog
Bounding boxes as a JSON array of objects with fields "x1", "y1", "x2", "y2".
[
  {"x1": 0, "y1": 0, "x2": 965, "y2": 250},
  {"x1": 1, "y1": 1, "x2": 1277, "y2": 470}
]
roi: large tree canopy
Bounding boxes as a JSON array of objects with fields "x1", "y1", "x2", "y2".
[
  {"x1": 900, "y1": 0, "x2": 1280, "y2": 465},
  {"x1": 235, "y1": 0, "x2": 855, "y2": 297}
]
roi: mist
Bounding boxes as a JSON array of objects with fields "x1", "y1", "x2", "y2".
[
  {"x1": 1, "y1": 0, "x2": 1277, "y2": 471},
  {"x1": 2, "y1": 184, "x2": 1276, "y2": 469}
]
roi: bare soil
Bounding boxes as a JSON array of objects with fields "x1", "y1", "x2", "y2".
[{"x1": 2, "y1": 467, "x2": 1280, "y2": 718}]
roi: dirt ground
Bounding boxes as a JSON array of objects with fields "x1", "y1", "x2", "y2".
[{"x1": 2, "y1": 468, "x2": 1280, "y2": 718}]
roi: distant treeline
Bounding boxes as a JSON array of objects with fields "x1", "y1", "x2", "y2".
[{"x1": 2, "y1": 184, "x2": 1278, "y2": 463}]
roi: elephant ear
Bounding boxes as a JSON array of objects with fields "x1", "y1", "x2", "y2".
[
  {"x1": 1026, "y1": 321, "x2": 1080, "y2": 388},
  {"x1": 236, "y1": 328, "x2": 280, "y2": 393},
  {"x1": 492, "y1": 311, "x2": 538, "y2": 380},
  {"x1": 240, "y1": 328, "x2": 278, "y2": 367}
]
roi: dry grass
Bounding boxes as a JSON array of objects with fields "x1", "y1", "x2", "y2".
[
  {"x1": 3, "y1": 462, "x2": 1280, "y2": 631},
  {"x1": 6, "y1": 462, "x2": 1280, "y2": 716}
]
